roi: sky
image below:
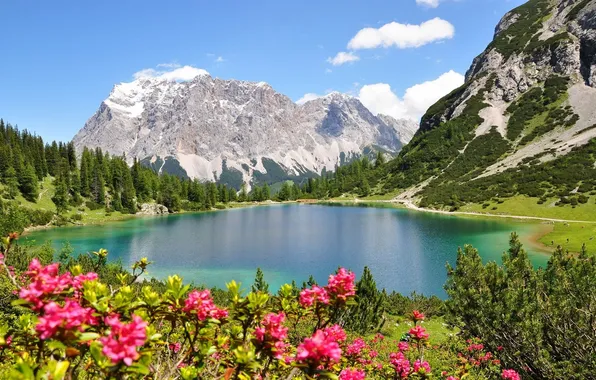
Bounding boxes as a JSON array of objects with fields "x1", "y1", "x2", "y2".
[{"x1": 0, "y1": 0, "x2": 526, "y2": 142}]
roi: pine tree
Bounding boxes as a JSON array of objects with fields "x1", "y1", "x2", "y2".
[
  {"x1": 341, "y1": 267, "x2": 385, "y2": 334},
  {"x1": 262, "y1": 183, "x2": 271, "y2": 200},
  {"x1": 238, "y1": 184, "x2": 248, "y2": 202},
  {"x1": 19, "y1": 163, "x2": 39, "y2": 202},
  {"x1": 251, "y1": 267, "x2": 270, "y2": 294},
  {"x1": 4, "y1": 166, "x2": 19, "y2": 199},
  {"x1": 52, "y1": 175, "x2": 69, "y2": 214},
  {"x1": 375, "y1": 151, "x2": 385, "y2": 168}
]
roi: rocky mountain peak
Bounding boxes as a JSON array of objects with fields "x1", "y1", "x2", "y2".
[{"x1": 74, "y1": 75, "x2": 418, "y2": 188}]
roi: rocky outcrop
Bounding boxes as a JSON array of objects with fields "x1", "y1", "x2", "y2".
[
  {"x1": 137, "y1": 203, "x2": 169, "y2": 215},
  {"x1": 73, "y1": 76, "x2": 418, "y2": 186}
]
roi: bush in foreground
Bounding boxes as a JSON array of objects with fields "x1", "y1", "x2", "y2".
[{"x1": 0, "y1": 233, "x2": 523, "y2": 379}]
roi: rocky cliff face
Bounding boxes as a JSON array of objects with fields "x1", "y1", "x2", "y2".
[
  {"x1": 74, "y1": 74, "x2": 416, "y2": 187},
  {"x1": 390, "y1": 0, "x2": 596, "y2": 204}
]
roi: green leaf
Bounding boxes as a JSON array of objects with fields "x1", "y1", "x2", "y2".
[{"x1": 79, "y1": 332, "x2": 100, "y2": 341}]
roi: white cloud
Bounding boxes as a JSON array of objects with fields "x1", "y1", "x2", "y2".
[
  {"x1": 416, "y1": 0, "x2": 440, "y2": 8},
  {"x1": 156, "y1": 62, "x2": 181, "y2": 69},
  {"x1": 347, "y1": 18, "x2": 455, "y2": 50},
  {"x1": 325, "y1": 68, "x2": 333, "y2": 74},
  {"x1": 215, "y1": 56, "x2": 226, "y2": 63},
  {"x1": 358, "y1": 70, "x2": 464, "y2": 121},
  {"x1": 296, "y1": 93, "x2": 323, "y2": 105},
  {"x1": 327, "y1": 51, "x2": 360, "y2": 66},
  {"x1": 133, "y1": 65, "x2": 210, "y2": 81}
]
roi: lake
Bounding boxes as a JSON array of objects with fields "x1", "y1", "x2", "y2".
[{"x1": 23, "y1": 204, "x2": 550, "y2": 297}]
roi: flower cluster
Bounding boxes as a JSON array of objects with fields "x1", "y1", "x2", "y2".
[
  {"x1": 36, "y1": 299, "x2": 97, "y2": 339},
  {"x1": 182, "y1": 289, "x2": 228, "y2": 320},
  {"x1": 327, "y1": 268, "x2": 356, "y2": 302},
  {"x1": 339, "y1": 367, "x2": 366, "y2": 380},
  {"x1": 99, "y1": 315, "x2": 148, "y2": 366},
  {"x1": 502, "y1": 369, "x2": 521, "y2": 380},
  {"x1": 255, "y1": 312, "x2": 289, "y2": 358},
  {"x1": 299, "y1": 285, "x2": 330, "y2": 307},
  {"x1": 299, "y1": 268, "x2": 356, "y2": 308},
  {"x1": 296, "y1": 329, "x2": 342, "y2": 367},
  {"x1": 409, "y1": 325, "x2": 429, "y2": 341}
]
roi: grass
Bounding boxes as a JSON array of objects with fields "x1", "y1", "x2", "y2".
[
  {"x1": 14, "y1": 176, "x2": 57, "y2": 212},
  {"x1": 538, "y1": 222, "x2": 596, "y2": 253},
  {"x1": 461, "y1": 195, "x2": 596, "y2": 222},
  {"x1": 379, "y1": 315, "x2": 455, "y2": 345}
]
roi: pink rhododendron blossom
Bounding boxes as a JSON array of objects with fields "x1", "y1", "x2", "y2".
[
  {"x1": 19, "y1": 259, "x2": 72, "y2": 310},
  {"x1": 72, "y1": 272, "x2": 99, "y2": 290},
  {"x1": 502, "y1": 369, "x2": 521, "y2": 380},
  {"x1": 169, "y1": 342, "x2": 181, "y2": 353},
  {"x1": 339, "y1": 368, "x2": 366, "y2": 380},
  {"x1": 296, "y1": 330, "x2": 341, "y2": 365},
  {"x1": 327, "y1": 268, "x2": 356, "y2": 301},
  {"x1": 35, "y1": 299, "x2": 96, "y2": 339},
  {"x1": 99, "y1": 314, "x2": 147, "y2": 366},
  {"x1": 322, "y1": 324, "x2": 346, "y2": 342},
  {"x1": 409, "y1": 325, "x2": 429, "y2": 340},
  {"x1": 346, "y1": 337, "x2": 367, "y2": 356},
  {"x1": 412, "y1": 310, "x2": 425, "y2": 322},
  {"x1": 182, "y1": 289, "x2": 228, "y2": 321},
  {"x1": 255, "y1": 312, "x2": 288, "y2": 358},
  {"x1": 398, "y1": 341, "x2": 409, "y2": 351},
  {"x1": 390, "y1": 351, "x2": 411, "y2": 378},
  {"x1": 413, "y1": 359, "x2": 431, "y2": 374},
  {"x1": 299, "y1": 285, "x2": 330, "y2": 307}
]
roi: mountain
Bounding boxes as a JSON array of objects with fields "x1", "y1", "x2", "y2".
[
  {"x1": 381, "y1": 0, "x2": 596, "y2": 209},
  {"x1": 73, "y1": 74, "x2": 416, "y2": 188}
]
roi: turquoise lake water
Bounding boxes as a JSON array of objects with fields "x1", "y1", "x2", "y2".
[{"x1": 23, "y1": 204, "x2": 550, "y2": 297}]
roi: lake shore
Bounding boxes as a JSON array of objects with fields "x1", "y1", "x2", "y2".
[
  {"x1": 316, "y1": 198, "x2": 596, "y2": 254},
  {"x1": 22, "y1": 201, "x2": 284, "y2": 236}
]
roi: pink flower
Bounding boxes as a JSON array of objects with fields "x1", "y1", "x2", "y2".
[
  {"x1": 99, "y1": 314, "x2": 147, "y2": 366},
  {"x1": 447, "y1": 377, "x2": 459, "y2": 380},
  {"x1": 255, "y1": 312, "x2": 288, "y2": 359},
  {"x1": 339, "y1": 368, "x2": 366, "y2": 380},
  {"x1": 346, "y1": 337, "x2": 367, "y2": 357},
  {"x1": 296, "y1": 330, "x2": 341, "y2": 366},
  {"x1": 502, "y1": 369, "x2": 521, "y2": 380},
  {"x1": 398, "y1": 341, "x2": 409, "y2": 352},
  {"x1": 369, "y1": 349, "x2": 378, "y2": 359},
  {"x1": 390, "y1": 351, "x2": 410, "y2": 378},
  {"x1": 72, "y1": 272, "x2": 99, "y2": 290},
  {"x1": 327, "y1": 268, "x2": 356, "y2": 302},
  {"x1": 19, "y1": 259, "x2": 72, "y2": 310},
  {"x1": 467, "y1": 343, "x2": 484, "y2": 352},
  {"x1": 169, "y1": 342, "x2": 181, "y2": 353},
  {"x1": 299, "y1": 285, "x2": 330, "y2": 307},
  {"x1": 413, "y1": 359, "x2": 431, "y2": 374},
  {"x1": 409, "y1": 325, "x2": 429, "y2": 341},
  {"x1": 182, "y1": 290, "x2": 228, "y2": 321},
  {"x1": 322, "y1": 324, "x2": 346, "y2": 342},
  {"x1": 412, "y1": 310, "x2": 425, "y2": 323},
  {"x1": 35, "y1": 299, "x2": 97, "y2": 339}
]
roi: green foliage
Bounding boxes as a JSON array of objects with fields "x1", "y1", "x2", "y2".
[
  {"x1": 341, "y1": 267, "x2": 385, "y2": 334},
  {"x1": 445, "y1": 233, "x2": 596, "y2": 379},
  {"x1": 488, "y1": 0, "x2": 552, "y2": 59},
  {"x1": 251, "y1": 267, "x2": 270, "y2": 294}
]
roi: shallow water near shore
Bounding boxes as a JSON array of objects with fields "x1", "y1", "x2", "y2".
[{"x1": 23, "y1": 204, "x2": 550, "y2": 297}]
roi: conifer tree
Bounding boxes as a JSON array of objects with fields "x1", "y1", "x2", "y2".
[
  {"x1": 251, "y1": 267, "x2": 270, "y2": 294},
  {"x1": 19, "y1": 163, "x2": 39, "y2": 202}
]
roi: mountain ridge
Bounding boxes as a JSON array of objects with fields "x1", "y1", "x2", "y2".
[
  {"x1": 73, "y1": 74, "x2": 418, "y2": 188},
  {"x1": 377, "y1": 0, "x2": 596, "y2": 210}
]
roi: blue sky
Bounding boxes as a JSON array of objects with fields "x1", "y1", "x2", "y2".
[{"x1": 0, "y1": 0, "x2": 525, "y2": 142}]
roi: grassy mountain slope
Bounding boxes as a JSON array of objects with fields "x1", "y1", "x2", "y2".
[{"x1": 375, "y1": 0, "x2": 596, "y2": 221}]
